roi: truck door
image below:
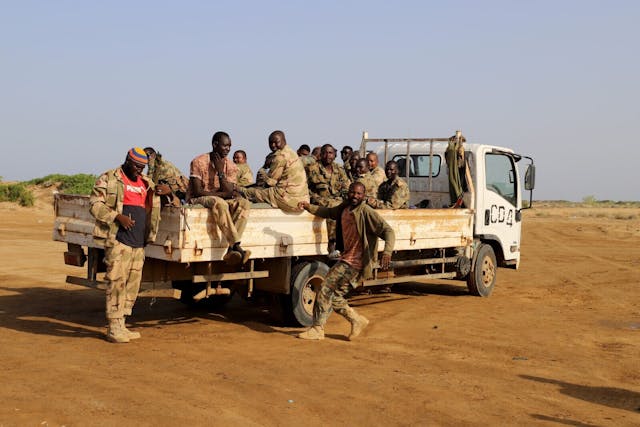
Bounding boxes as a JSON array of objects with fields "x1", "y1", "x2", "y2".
[{"x1": 476, "y1": 151, "x2": 522, "y2": 268}]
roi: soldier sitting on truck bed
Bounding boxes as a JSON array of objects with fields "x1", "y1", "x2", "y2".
[
  {"x1": 189, "y1": 131, "x2": 251, "y2": 266},
  {"x1": 366, "y1": 152, "x2": 386, "y2": 187},
  {"x1": 143, "y1": 147, "x2": 189, "y2": 207},
  {"x1": 233, "y1": 150, "x2": 254, "y2": 187},
  {"x1": 306, "y1": 144, "x2": 351, "y2": 257},
  {"x1": 354, "y1": 158, "x2": 379, "y2": 199},
  {"x1": 340, "y1": 145, "x2": 354, "y2": 178},
  {"x1": 366, "y1": 160, "x2": 410, "y2": 209},
  {"x1": 345, "y1": 151, "x2": 358, "y2": 182},
  {"x1": 238, "y1": 130, "x2": 310, "y2": 213}
]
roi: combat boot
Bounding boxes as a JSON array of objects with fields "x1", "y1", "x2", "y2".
[
  {"x1": 106, "y1": 318, "x2": 130, "y2": 343},
  {"x1": 297, "y1": 325, "x2": 325, "y2": 340},
  {"x1": 345, "y1": 307, "x2": 369, "y2": 341},
  {"x1": 122, "y1": 317, "x2": 141, "y2": 340}
]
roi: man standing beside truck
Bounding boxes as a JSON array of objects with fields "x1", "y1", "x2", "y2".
[
  {"x1": 89, "y1": 147, "x2": 161, "y2": 343},
  {"x1": 297, "y1": 182, "x2": 395, "y2": 341}
]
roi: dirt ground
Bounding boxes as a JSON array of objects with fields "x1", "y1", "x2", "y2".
[{"x1": 1, "y1": 195, "x2": 639, "y2": 426}]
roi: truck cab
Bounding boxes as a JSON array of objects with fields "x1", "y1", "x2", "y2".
[{"x1": 363, "y1": 131, "x2": 535, "y2": 271}]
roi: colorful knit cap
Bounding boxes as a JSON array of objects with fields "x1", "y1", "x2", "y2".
[{"x1": 127, "y1": 147, "x2": 148, "y2": 165}]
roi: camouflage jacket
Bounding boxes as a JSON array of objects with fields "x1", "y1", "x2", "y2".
[
  {"x1": 307, "y1": 201, "x2": 395, "y2": 279},
  {"x1": 355, "y1": 173, "x2": 379, "y2": 198},
  {"x1": 265, "y1": 144, "x2": 310, "y2": 203},
  {"x1": 368, "y1": 176, "x2": 409, "y2": 209},
  {"x1": 370, "y1": 166, "x2": 386, "y2": 187},
  {"x1": 89, "y1": 167, "x2": 161, "y2": 248},
  {"x1": 236, "y1": 163, "x2": 254, "y2": 187},
  {"x1": 307, "y1": 162, "x2": 350, "y2": 203},
  {"x1": 148, "y1": 154, "x2": 189, "y2": 198},
  {"x1": 301, "y1": 155, "x2": 316, "y2": 169}
]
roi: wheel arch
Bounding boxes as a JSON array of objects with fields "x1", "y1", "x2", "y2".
[{"x1": 475, "y1": 234, "x2": 505, "y2": 268}]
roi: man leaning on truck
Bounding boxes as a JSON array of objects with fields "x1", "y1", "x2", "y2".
[
  {"x1": 89, "y1": 147, "x2": 161, "y2": 343},
  {"x1": 297, "y1": 181, "x2": 395, "y2": 341}
]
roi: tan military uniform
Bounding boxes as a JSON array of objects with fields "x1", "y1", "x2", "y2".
[
  {"x1": 368, "y1": 176, "x2": 410, "y2": 209},
  {"x1": 236, "y1": 163, "x2": 254, "y2": 187},
  {"x1": 370, "y1": 166, "x2": 386, "y2": 187},
  {"x1": 147, "y1": 154, "x2": 189, "y2": 206},
  {"x1": 241, "y1": 145, "x2": 310, "y2": 212},
  {"x1": 89, "y1": 167, "x2": 161, "y2": 321},
  {"x1": 307, "y1": 161, "x2": 350, "y2": 241},
  {"x1": 356, "y1": 173, "x2": 379, "y2": 199}
]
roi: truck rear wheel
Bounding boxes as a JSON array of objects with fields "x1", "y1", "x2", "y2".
[
  {"x1": 284, "y1": 261, "x2": 329, "y2": 327},
  {"x1": 466, "y1": 244, "x2": 496, "y2": 297}
]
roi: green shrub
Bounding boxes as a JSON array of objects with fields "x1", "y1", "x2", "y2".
[
  {"x1": 27, "y1": 174, "x2": 97, "y2": 195},
  {"x1": 582, "y1": 195, "x2": 597, "y2": 205},
  {"x1": 0, "y1": 183, "x2": 34, "y2": 207}
]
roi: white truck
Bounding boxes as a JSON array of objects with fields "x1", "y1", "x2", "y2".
[{"x1": 53, "y1": 131, "x2": 535, "y2": 326}]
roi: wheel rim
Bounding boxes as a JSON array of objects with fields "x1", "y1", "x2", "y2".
[
  {"x1": 481, "y1": 255, "x2": 496, "y2": 286},
  {"x1": 301, "y1": 275, "x2": 323, "y2": 316}
]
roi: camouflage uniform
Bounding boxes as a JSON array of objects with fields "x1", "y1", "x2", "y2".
[
  {"x1": 306, "y1": 201, "x2": 395, "y2": 328},
  {"x1": 313, "y1": 261, "x2": 361, "y2": 326},
  {"x1": 89, "y1": 167, "x2": 161, "y2": 320},
  {"x1": 301, "y1": 154, "x2": 316, "y2": 171},
  {"x1": 343, "y1": 161, "x2": 352, "y2": 180},
  {"x1": 147, "y1": 153, "x2": 189, "y2": 206},
  {"x1": 307, "y1": 162, "x2": 350, "y2": 241},
  {"x1": 368, "y1": 176, "x2": 410, "y2": 209},
  {"x1": 355, "y1": 173, "x2": 379, "y2": 199},
  {"x1": 236, "y1": 163, "x2": 254, "y2": 187},
  {"x1": 240, "y1": 145, "x2": 310, "y2": 212},
  {"x1": 370, "y1": 166, "x2": 386, "y2": 187}
]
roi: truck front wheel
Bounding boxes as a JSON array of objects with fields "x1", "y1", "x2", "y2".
[
  {"x1": 284, "y1": 261, "x2": 329, "y2": 327},
  {"x1": 466, "y1": 244, "x2": 496, "y2": 297}
]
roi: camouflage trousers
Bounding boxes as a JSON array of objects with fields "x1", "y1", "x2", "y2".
[
  {"x1": 313, "y1": 196, "x2": 343, "y2": 242},
  {"x1": 104, "y1": 241, "x2": 145, "y2": 320},
  {"x1": 191, "y1": 196, "x2": 250, "y2": 244},
  {"x1": 240, "y1": 187, "x2": 304, "y2": 213},
  {"x1": 313, "y1": 261, "x2": 361, "y2": 327}
]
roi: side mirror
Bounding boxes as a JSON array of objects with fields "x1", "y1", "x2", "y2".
[{"x1": 525, "y1": 164, "x2": 535, "y2": 191}]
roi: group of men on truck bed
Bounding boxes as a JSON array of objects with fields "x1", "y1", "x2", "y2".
[{"x1": 89, "y1": 130, "x2": 411, "y2": 343}]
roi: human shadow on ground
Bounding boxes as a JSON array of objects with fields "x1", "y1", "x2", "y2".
[
  {"x1": 0, "y1": 285, "x2": 284, "y2": 340},
  {"x1": 521, "y1": 375, "x2": 640, "y2": 414}
]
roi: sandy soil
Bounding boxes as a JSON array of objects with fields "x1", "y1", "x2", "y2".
[{"x1": 0, "y1": 196, "x2": 639, "y2": 426}]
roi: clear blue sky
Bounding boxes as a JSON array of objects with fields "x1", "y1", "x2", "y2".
[{"x1": 1, "y1": 1, "x2": 638, "y2": 201}]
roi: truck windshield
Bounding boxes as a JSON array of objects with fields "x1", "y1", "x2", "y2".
[{"x1": 485, "y1": 153, "x2": 517, "y2": 206}]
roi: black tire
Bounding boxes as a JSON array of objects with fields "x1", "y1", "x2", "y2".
[
  {"x1": 466, "y1": 244, "x2": 497, "y2": 297},
  {"x1": 284, "y1": 261, "x2": 329, "y2": 327}
]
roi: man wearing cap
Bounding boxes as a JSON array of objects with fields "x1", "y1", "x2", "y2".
[
  {"x1": 89, "y1": 147, "x2": 161, "y2": 343},
  {"x1": 189, "y1": 131, "x2": 251, "y2": 265}
]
